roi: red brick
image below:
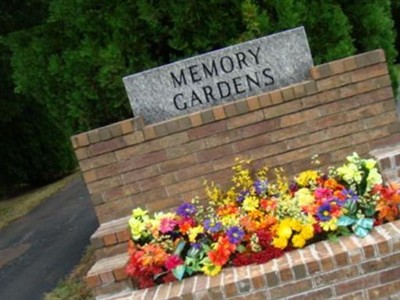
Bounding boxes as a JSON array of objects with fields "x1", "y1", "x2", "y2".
[
  {"x1": 116, "y1": 230, "x2": 130, "y2": 243},
  {"x1": 190, "y1": 113, "x2": 202, "y2": 127},
  {"x1": 395, "y1": 154, "x2": 400, "y2": 166},
  {"x1": 241, "y1": 118, "x2": 280, "y2": 138},
  {"x1": 258, "y1": 93, "x2": 272, "y2": 108},
  {"x1": 246, "y1": 96, "x2": 260, "y2": 111},
  {"x1": 199, "y1": 110, "x2": 215, "y2": 125},
  {"x1": 287, "y1": 287, "x2": 333, "y2": 300},
  {"x1": 310, "y1": 67, "x2": 320, "y2": 80},
  {"x1": 158, "y1": 154, "x2": 198, "y2": 173},
  {"x1": 83, "y1": 170, "x2": 97, "y2": 183},
  {"x1": 77, "y1": 133, "x2": 90, "y2": 147},
  {"x1": 165, "y1": 177, "x2": 204, "y2": 197},
  {"x1": 113, "y1": 267, "x2": 127, "y2": 281},
  {"x1": 123, "y1": 131, "x2": 144, "y2": 146},
  {"x1": 87, "y1": 129, "x2": 100, "y2": 144},
  {"x1": 329, "y1": 59, "x2": 346, "y2": 75},
  {"x1": 367, "y1": 280, "x2": 400, "y2": 299},
  {"x1": 120, "y1": 120, "x2": 134, "y2": 134},
  {"x1": 264, "y1": 99, "x2": 303, "y2": 120},
  {"x1": 380, "y1": 265, "x2": 400, "y2": 283},
  {"x1": 227, "y1": 110, "x2": 264, "y2": 130},
  {"x1": 293, "y1": 83, "x2": 306, "y2": 98},
  {"x1": 120, "y1": 150, "x2": 167, "y2": 172},
  {"x1": 79, "y1": 153, "x2": 116, "y2": 171},
  {"x1": 98, "y1": 127, "x2": 112, "y2": 141},
  {"x1": 224, "y1": 102, "x2": 238, "y2": 117},
  {"x1": 197, "y1": 144, "x2": 235, "y2": 163},
  {"x1": 87, "y1": 176, "x2": 122, "y2": 194},
  {"x1": 281, "y1": 86, "x2": 296, "y2": 101},
  {"x1": 342, "y1": 56, "x2": 357, "y2": 71},
  {"x1": 88, "y1": 137, "x2": 126, "y2": 156},
  {"x1": 122, "y1": 165, "x2": 159, "y2": 184},
  {"x1": 269, "y1": 279, "x2": 313, "y2": 298},
  {"x1": 303, "y1": 81, "x2": 318, "y2": 95},
  {"x1": 99, "y1": 271, "x2": 115, "y2": 284},
  {"x1": 213, "y1": 106, "x2": 226, "y2": 120},
  {"x1": 188, "y1": 121, "x2": 227, "y2": 140},
  {"x1": 335, "y1": 273, "x2": 380, "y2": 295},
  {"x1": 235, "y1": 135, "x2": 272, "y2": 152},
  {"x1": 350, "y1": 63, "x2": 388, "y2": 83},
  {"x1": 269, "y1": 89, "x2": 283, "y2": 104},
  {"x1": 143, "y1": 125, "x2": 157, "y2": 140},
  {"x1": 75, "y1": 148, "x2": 89, "y2": 160},
  {"x1": 314, "y1": 266, "x2": 359, "y2": 287},
  {"x1": 85, "y1": 274, "x2": 102, "y2": 288},
  {"x1": 235, "y1": 100, "x2": 249, "y2": 115},
  {"x1": 103, "y1": 233, "x2": 117, "y2": 246},
  {"x1": 174, "y1": 162, "x2": 213, "y2": 182}
]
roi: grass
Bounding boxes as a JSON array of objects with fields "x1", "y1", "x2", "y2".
[
  {"x1": 43, "y1": 246, "x2": 96, "y2": 300},
  {"x1": 0, "y1": 172, "x2": 80, "y2": 229}
]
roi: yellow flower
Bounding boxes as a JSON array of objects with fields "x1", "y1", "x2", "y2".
[
  {"x1": 277, "y1": 224, "x2": 292, "y2": 239},
  {"x1": 129, "y1": 218, "x2": 146, "y2": 240},
  {"x1": 288, "y1": 219, "x2": 302, "y2": 232},
  {"x1": 365, "y1": 159, "x2": 377, "y2": 170},
  {"x1": 132, "y1": 207, "x2": 148, "y2": 218},
  {"x1": 201, "y1": 260, "x2": 222, "y2": 276},
  {"x1": 295, "y1": 188, "x2": 315, "y2": 207},
  {"x1": 321, "y1": 217, "x2": 338, "y2": 232},
  {"x1": 243, "y1": 195, "x2": 259, "y2": 211},
  {"x1": 300, "y1": 225, "x2": 314, "y2": 240},
  {"x1": 188, "y1": 225, "x2": 204, "y2": 243},
  {"x1": 296, "y1": 170, "x2": 319, "y2": 187},
  {"x1": 292, "y1": 234, "x2": 306, "y2": 248},
  {"x1": 272, "y1": 236, "x2": 288, "y2": 249}
]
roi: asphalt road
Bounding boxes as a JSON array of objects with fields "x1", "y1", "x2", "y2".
[{"x1": 0, "y1": 176, "x2": 98, "y2": 300}]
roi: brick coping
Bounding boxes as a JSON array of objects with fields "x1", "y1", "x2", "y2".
[{"x1": 106, "y1": 220, "x2": 400, "y2": 300}]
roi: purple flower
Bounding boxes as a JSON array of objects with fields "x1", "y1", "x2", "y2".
[
  {"x1": 253, "y1": 179, "x2": 268, "y2": 196},
  {"x1": 317, "y1": 203, "x2": 332, "y2": 221},
  {"x1": 342, "y1": 189, "x2": 359, "y2": 202},
  {"x1": 227, "y1": 226, "x2": 245, "y2": 244},
  {"x1": 237, "y1": 190, "x2": 249, "y2": 203},
  {"x1": 176, "y1": 203, "x2": 196, "y2": 217},
  {"x1": 203, "y1": 219, "x2": 222, "y2": 233},
  {"x1": 289, "y1": 182, "x2": 299, "y2": 194}
]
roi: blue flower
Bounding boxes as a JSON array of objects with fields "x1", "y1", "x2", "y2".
[
  {"x1": 226, "y1": 226, "x2": 245, "y2": 244},
  {"x1": 253, "y1": 179, "x2": 268, "y2": 196},
  {"x1": 237, "y1": 190, "x2": 249, "y2": 203},
  {"x1": 317, "y1": 203, "x2": 332, "y2": 221},
  {"x1": 203, "y1": 219, "x2": 222, "y2": 233},
  {"x1": 343, "y1": 189, "x2": 359, "y2": 202},
  {"x1": 176, "y1": 203, "x2": 196, "y2": 217}
]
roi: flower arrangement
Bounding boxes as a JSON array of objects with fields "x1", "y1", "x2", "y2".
[{"x1": 125, "y1": 153, "x2": 400, "y2": 289}]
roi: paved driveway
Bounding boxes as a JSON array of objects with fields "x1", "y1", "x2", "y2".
[{"x1": 0, "y1": 176, "x2": 98, "y2": 300}]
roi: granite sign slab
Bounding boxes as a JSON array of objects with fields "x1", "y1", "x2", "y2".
[{"x1": 123, "y1": 26, "x2": 313, "y2": 124}]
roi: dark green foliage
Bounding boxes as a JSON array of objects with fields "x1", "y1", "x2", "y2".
[
  {"x1": 0, "y1": 95, "x2": 76, "y2": 194},
  {"x1": 0, "y1": 2, "x2": 75, "y2": 194},
  {"x1": 339, "y1": 0, "x2": 398, "y2": 93},
  {"x1": 1, "y1": 0, "x2": 399, "y2": 192}
]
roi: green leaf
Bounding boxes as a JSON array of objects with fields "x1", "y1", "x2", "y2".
[
  {"x1": 172, "y1": 265, "x2": 186, "y2": 281},
  {"x1": 328, "y1": 233, "x2": 339, "y2": 242},
  {"x1": 353, "y1": 225, "x2": 369, "y2": 238},
  {"x1": 338, "y1": 226, "x2": 351, "y2": 236},
  {"x1": 337, "y1": 215, "x2": 356, "y2": 227},
  {"x1": 356, "y1": 218, "x2": 374, "y2": 229},
  {"x1": 174, "y1": 241, "x2": 186, "y2": 255}
]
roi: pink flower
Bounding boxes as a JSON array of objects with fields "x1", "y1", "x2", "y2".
[
  {"x1": 165, "y1": 255, "x2": 183, "y2": 270},
  {"x1": 159, "y1": 218, "x2": 177, "y2": 233}
]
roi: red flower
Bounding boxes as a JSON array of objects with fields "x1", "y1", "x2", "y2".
[{"x1": 165, "y1": 255, "x2": 183, "y2": 271}]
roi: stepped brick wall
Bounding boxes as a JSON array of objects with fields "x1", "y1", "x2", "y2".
[
  {"x1": 71, "y1": 49, "x2": 400, "y2": 225},
  {"x1": 103, "y1": 220, "x2": 400, "y2": 300}
]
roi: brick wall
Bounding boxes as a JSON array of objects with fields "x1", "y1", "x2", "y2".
[
  {"x1": 71, "y1": 49, "x2": 400, "y2": 224},
  {"x1": 97, "y1": 220, "x2": 400, "y2": 300}
]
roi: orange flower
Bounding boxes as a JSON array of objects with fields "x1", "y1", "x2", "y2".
[
  {"x1": 141, "y1": 244, "x2": 168, "y2": 266},
  {"x1": 208, "y1": 236, "x2": 236, "y2": 266},
  {"x1": 217, "y1": 204, "x2": 238, "y2": 216}
]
